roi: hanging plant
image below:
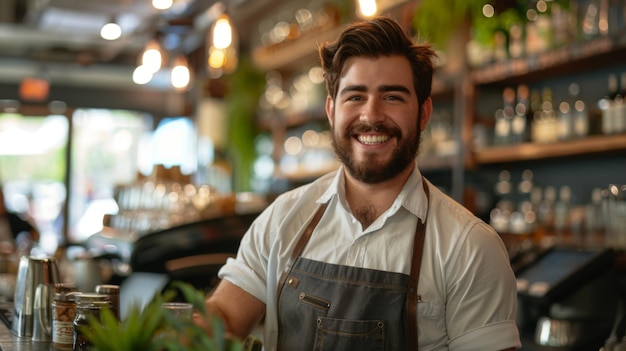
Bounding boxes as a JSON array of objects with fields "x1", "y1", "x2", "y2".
[
  {"x1": 412, "y1": 0, "x2": 486, "y2": 48},
  {"x1": 224, "y1": 57, "x2": 266, "y2": 193}
]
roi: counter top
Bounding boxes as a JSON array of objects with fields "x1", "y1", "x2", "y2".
[{"x1": 0, "y1": 304, "x2": 54, "y2": 351}]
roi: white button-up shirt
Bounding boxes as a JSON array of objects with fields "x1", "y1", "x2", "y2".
[{"x1": 219, "y1": 164, "x2": 520, "y2": 350}]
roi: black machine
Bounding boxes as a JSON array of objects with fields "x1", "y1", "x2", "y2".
[
  {"x1": 515, "y1": 246, "x2": 620, "y2": 350},
  {"x1": 129, "y1": 211, "x2": 261, "y2": 292}
]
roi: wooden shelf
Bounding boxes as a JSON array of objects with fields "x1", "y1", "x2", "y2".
[
  {"x1": 251, "y1": 0, "x2": 411, "y2": 72},
  {"x1": 470, "y1": 31, "x2": 626, "y2": 86},
  {"x1": 419, "y1": 154, "x2": 460, "y2": 171},
  {"x1": 252, "y1": 25, "x2": 348, "y2": 72},
  {"x1": 473, "y1": 133, "x2": 626, "y2": 164}
]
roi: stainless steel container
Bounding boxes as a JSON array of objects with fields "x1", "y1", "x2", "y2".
[
  {"x1": 11, "y1": 256, "x2": 60, "y2": 337},
  {"x1": 534, "y1": 317, "x2": 580, "y2": 347}
]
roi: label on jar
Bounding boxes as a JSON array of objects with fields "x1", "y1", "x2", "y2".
[
  {"x1": 53, "y1": 299, "x2": 77, "y2": 349},
  {"x1": 52, "y1": 320, "x2": 75, "y2": 347}
]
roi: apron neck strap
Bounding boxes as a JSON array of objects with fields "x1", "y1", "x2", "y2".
[{"x1": 407, "y1": 177, "x2": 429, "y2": 350}]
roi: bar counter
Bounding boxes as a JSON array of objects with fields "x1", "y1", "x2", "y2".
[{"x1": 0, "y1": 303, "x2": 54, "y2": 351}]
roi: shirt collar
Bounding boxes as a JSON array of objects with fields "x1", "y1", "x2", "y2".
[{"x1": 317, "y1": 164, "x2": 429, "y2": 223}]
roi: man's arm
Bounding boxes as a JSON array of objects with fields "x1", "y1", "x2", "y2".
[{"x1": 203, "y1": 279, "x2": 266, "y2": 340}]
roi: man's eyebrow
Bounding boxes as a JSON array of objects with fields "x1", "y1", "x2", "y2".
[
  {"x1": 379, "y1": 85, "x2": 411, "y2": 94},
  {"x1": 339, "y1": 85, "x2": 367, "y2": 96},
  {"x1": 339, "y1": 84, "x2": 411, "y2": 96}
]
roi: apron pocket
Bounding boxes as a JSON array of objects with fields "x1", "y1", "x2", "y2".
[
  {"x1": 314, "y1": 317, "x2": 385, "y2": 351},
  {"x1": 299, "y1": 292, "x2": 331, "y2": 311}
]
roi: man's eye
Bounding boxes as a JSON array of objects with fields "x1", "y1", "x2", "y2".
[
  {"x1": 385, "y1": 95, "x2": 403, "y2": 101},
  {"x1": 347, "y1": 95, "x2": 364, "y2": 101}
]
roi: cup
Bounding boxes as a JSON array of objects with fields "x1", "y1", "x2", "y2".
[
  {"x1": 161, "y1": 302, "x2": 193, "y2": 321},
  {"x1": 155, "y1": 302, "x2": 194, "y2": 343},
  {"x1": 12, "y1": 256, "x2": 60, "y2": 337}
]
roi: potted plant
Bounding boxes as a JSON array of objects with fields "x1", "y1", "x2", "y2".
[{"x1": 80, "y1": 282, "x2": 256, "y2": 351}]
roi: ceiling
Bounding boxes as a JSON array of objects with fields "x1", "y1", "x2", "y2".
[
  {"x1": 0, "y1": 0, "x2": 284, "y2": 89},
  {"x1": 0, "y1": 0, "x2": 414, "y2": 93}
]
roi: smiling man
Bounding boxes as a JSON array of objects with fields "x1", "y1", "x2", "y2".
[{"x1": 203, "y1": 17, "x2": 521, "y2": 350}]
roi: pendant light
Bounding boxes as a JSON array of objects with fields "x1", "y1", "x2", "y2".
[
  {"x1": 357, "y1": 0, "x2": 378, "y2": 19},
  {"x1": 101, "y1": 16, "x2": 122, "y2": 40},
  {"x1": 140, "y1": 39, "x2": 167, "y2": 73},
  {"x1": 207, "y1": 12, "x2": 238, "y2": 78},
  {"x1": 171, "y1": 55, "x2": 191, "y2": 90},
  {"x1": 212, "y1": 14, "x2": 233, "y2": 50},
  {"x1": 152, "y1": 0, "x2": 173, "y2": 10}
]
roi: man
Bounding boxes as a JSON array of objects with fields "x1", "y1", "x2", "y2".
[
  {"x1": 203, "y1": 17, "x2": 520, "y2": 350},
  {"x1": 0, "y1": 188, "x2": 39, "y2": 247}
]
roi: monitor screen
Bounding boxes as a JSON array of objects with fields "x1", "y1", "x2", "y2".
[{"x1": 516, "y1": 248, "x2": 610, "y2": 299}]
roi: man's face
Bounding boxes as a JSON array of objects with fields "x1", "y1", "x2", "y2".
[{"x1": 326, "y1": 55, "x2": 431, "y2": 184}]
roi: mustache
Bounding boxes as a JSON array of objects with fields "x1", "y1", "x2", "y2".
[{"x1": 347, "y1": 122, "x2": 402, "y2": 137}]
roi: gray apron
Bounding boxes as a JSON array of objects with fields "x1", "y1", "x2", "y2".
[{"x1": 276, "y1": 181, "x2": 429, "y2": 351}]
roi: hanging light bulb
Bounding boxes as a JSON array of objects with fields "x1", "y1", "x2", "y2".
[
  {"x1": 207, "y1": 11, "x2": 238, "y2": 78},
  {"x1": 357, "y1": 0, "x2": 378, "y2": 18},
  {"x1": 171, "y1": 55, "x2": 191, "y2": 90},
  {"x1": 132, "y1": 65, "x2": 154, "y2": 85},
  {"x1": 140, "y1": 39, "x2": 166, "y2": 73},
  {"x1": 152, "y1": 0, "x2": 173, "y2": 10},
  {"x1": 101, "y1": 16, "x2": 122, "y2": 40},
  {"x1": 212, "y1": 14, "x2": 233, "y2": 50}
]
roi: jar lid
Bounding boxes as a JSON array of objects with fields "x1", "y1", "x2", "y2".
[
  {"x1": 54, "y1": 291, "x2": 78, "y2": 302},
  {"x1": 54, "y1": 283, "x2": 77, "y2": 294},
  {"x1": 79, "y1": 300, "x2": 112, "y2": 310},
  {"x1": 74, "y1": 293, "x2": 110, "y2": 303},
  {"x1": 95, "y1": 284, "x2": 120, "y2": 294}
]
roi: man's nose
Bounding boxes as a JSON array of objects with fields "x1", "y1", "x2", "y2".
[{"x1": 360, "y1": 99, "x2": 385, "y2": 124}]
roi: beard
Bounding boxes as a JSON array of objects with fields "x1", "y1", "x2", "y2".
[{"x1": 331, "y1": 120, "x2": 421, "y2": 184}]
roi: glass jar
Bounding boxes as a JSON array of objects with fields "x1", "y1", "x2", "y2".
[
  {"x1": 52, "y1": 291, "x2": 77, "y2": 350},
  {"x1": 95, "y1": 284, "x2": 120, "y2": 321},
  {"x1": 73, "y1": 293, "x2": 111, "y2": 351}
]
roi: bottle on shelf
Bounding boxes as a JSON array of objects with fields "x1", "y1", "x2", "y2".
[
  {"x1": 490, "y1": 170, "x2": 514, "y2": 234},
  {"x1": 599, "y1": 74, "x2": 619, "y2": 135},
  {"x1": 526, "y1": 0, "x2": 553, "y2": 54},
  {"x1": 554, "y1": 185, "x2": 572, "y2": 244},
  {"x1": 557, "y1": 101, "x2": 573, "y2": 140},
  {"x1": 581, "y1": 0, "x2": 601, "y2": 41},
  {"x1": 584, "y1": 187, "x2": 605, "y2": 247},
  {"x1": 512, "y1": 84, "x2": 530, "y2": 144},
  {"x1": 569, "y1": 82, "x2": 589, "y2": 138},
  {"x1": 508, "y1": 23, "x2": 525, "y2": 59},
  {"x1": 532, "y1": 87, "x2": 558, "y2": 143},
  {"x1": 537, "y1": 185, "x2": 557, "y2": 244},
  {"x1": 614, "y1": 72, "x2": 626, "y2": 133},
  {"x1": 494, "y1": 87, "x2": 516, "y2": 145},
  {"x1": 550, "y1": 2, "x2": 572, "y2": 48}
]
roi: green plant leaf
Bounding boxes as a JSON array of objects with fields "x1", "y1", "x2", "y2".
[{"x1": 84, "y1": 282, "x2": 245, "y2": 351}]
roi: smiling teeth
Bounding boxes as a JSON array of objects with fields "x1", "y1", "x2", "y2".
[{"x1": 358, "y1": 135, "x2": 389, "y2": 144}]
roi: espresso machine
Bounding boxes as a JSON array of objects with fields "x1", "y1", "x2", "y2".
[{"x1": 515, "y1": 246, "x2": 619, "y2": 350}]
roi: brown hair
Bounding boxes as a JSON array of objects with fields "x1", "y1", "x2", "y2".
[{"x1": 319, "y1": 17, "x2": 437, "y2": 108}]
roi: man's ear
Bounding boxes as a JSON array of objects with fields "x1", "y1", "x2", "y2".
[
  {"x1": 420, "y1": 97, "x2": 433, "y2": 132},
  {"x1": 325, "y1": 95, "x2": 334, "y2": 127}
]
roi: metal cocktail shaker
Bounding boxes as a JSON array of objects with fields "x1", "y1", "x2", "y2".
[{"x1": 11, "y1": 256, "x2": 60, "y2": 337}]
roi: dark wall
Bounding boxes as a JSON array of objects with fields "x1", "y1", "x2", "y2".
[{"x1": 0, "y1": 83, "x2": 192, "y2": 121}]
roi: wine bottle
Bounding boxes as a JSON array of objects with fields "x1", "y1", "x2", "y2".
[
  {"x1": 599, "y1": 74, "x2": 618, "y2": 134},
  {"x1": 512, "y1": 85, "x2": 530, "y2": 143}
]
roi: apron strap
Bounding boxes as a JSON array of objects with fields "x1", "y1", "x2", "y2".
[
  {"x1": 277, "y1": 203, "x2": 328, "y2": 300},
  {"x1": 407, "y1": 179, "x2": 430, "y2": 351}
]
